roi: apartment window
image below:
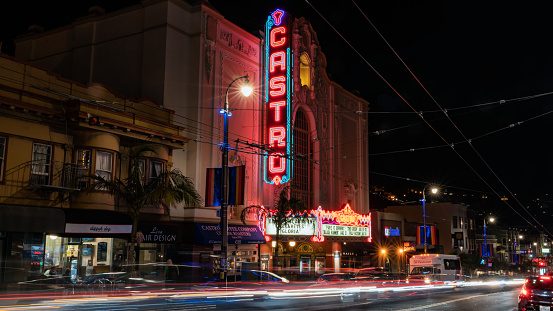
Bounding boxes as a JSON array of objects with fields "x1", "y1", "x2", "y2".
[
  {"x1": 0, "y1": 136, "x2": 5, "y2": 181},
  {"x1": 76, "y1": 149, "x2": 91, "y2": 189},
  {"x1": 95, "y1": 151, "x2": 113, "y2": 182},
  {"x1": 149, "y1": 160, "x2": 163, "y2": 182},
  {"x1": 31, "y1": 143, "x2": 52, "y2": 185},
  {"x1": 452, "y1": 216, "x2": 458, "y2": 229}
]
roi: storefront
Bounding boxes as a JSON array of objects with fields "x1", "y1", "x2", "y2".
[
  {"x1": 51, "y1": 209, "x2": 133, "y2": 282},
  {"x1": 259, "y1": 204, "x2": 372, "y2": 278},
  {"x1": 0, "y1": 205, "x2": 65, "y2": 291},
  {"x1": 136, "y1": 222, "x2": 202, "y2": 283},
  {"x1": 193, "y1": 223, "x2": 265, "y2": 280}
]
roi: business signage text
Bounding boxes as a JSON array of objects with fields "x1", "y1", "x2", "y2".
[{"x1": 264, "y1": 9, "x2": 293, "y2": 185}]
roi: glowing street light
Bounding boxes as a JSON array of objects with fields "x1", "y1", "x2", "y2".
[
  {"x1": 220, "y1": 75, "x2": 251, "y2": 281},
  {"x1": 422, "y1": 185, "x2": 438, "y2": 253},
  {"x1": 483, "y1": 217, "x2": 494, "y2": 257}
]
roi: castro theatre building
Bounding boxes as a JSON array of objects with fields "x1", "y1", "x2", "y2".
[{"x1": 14, "y1": 2, "x2": 370, "y2": 281}]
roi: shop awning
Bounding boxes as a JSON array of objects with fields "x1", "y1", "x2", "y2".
[
  {"x1": 0, "y1": 205, "x2": 65, "y2": 233},
  {"x1": 63, "y1": 209, "x2": 132, "y2": 237},
  {"x1": 194, "y1": 223, "x2": 266, "y2": 244}
]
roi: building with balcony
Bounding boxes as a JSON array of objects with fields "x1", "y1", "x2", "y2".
[
  {"x1": 12, "y1": 0, "x2": 371, "y2": 280},
  {"x1": 0, "y1": 54, "x2": 192, "y2": 290}
]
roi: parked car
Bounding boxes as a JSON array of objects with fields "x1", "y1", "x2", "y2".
[{"x1": 518, "y1": 275, "x2": 553, "y2": 311}]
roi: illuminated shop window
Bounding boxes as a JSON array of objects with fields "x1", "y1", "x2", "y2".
[
  {"x1": 299, "y1": 52, "x2": 311, "y2": 87},
  {"x1": 292, "y1": 109, "x2": 313, "y2": 208}
]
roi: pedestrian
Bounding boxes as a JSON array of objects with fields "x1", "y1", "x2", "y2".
[{"x1": 164, "y1": 259, "x2": 179, "y2": 284}]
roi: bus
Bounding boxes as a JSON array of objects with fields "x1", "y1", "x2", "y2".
[{"x1": 409, "y1": 254, "x2": 462, "y2": 282}]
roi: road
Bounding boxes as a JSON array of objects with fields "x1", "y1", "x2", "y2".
[{"x1": 0, "y1": 281, "x2": 521, "y2": 310}]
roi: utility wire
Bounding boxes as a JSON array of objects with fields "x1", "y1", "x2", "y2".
[{"x1": 351, "y1": 0, "x2": 553, "y2": 238}]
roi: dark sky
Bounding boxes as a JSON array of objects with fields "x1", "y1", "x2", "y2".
[{"x1": 3, "y1": 1, "x2": 553, "y2": 226}]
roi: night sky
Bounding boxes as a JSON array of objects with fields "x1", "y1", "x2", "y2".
[{"x1": 3, "y1": 1, "x2": 553, "y2": 229}]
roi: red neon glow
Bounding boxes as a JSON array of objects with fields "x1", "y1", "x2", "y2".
[
  {"x1": 269, "y1": 127, "x2": 286, "y2": 147},
  {"x1": 265, "y1": 9, "x2": 290, "y2": 185},
  {"x1": 272, "y1": 10, "x2": 284, "y2": 25},
  {"x1": 270, "y1": 52, "x2": 286, "y2": 72},
  {"x1": 270, "y1": 27, "x2": 286, "y2": 47},
  {"x1": 269, "y1": 76, "x2": 286, "y2": 96},
  {"x1": 310, "y1": 236, "x2": 325, "y2": 242},
  {"x1": 261, "y1": 204, "x2": 372, "y2": 243},
  {"x1": 269, "y1": 101, "x2": 286, "y2": 121},
  {"x1": 269, "y1": 153, "x2": 286, "y2": 173},
  {"x1": 319, "y1": 203, "x2": 371, "y2": 227},
  {"x1": 265, "y1": 235, "x2": 272, "y2": 242}
]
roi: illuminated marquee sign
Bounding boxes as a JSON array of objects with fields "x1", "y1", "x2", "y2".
[
  {"x1": 264, "y1": 9, "x2": 293, "y2": 185},
  {"x1": 265, "y1": 218, "x2": 316, "y2": 236},
  {"x1": 260, "y1": 204, "x2": 372, "y2": 242}
]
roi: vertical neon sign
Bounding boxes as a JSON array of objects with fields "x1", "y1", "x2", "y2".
[{"x1": 264, "y1": 9, "x2": 292, "y2": 185}]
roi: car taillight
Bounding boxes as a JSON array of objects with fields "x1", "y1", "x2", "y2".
[
  {"x1": 540, "y1": 276, "x2": 552, "y2": 281},
  {"x1": 520, "y1": 287, "x2": 528, "y2": 297}
]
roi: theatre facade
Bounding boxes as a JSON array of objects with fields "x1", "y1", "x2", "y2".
[{"x1": 13, "y1": 1, "x2": 371, "y2": 281}]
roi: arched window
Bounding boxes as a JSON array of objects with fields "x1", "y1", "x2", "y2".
[
  {"x1": 299, "y1": 52, "x2": 311, "y2": 87},
  {"x1": 292, "y1": 109, "x2": 313, "y2": 208}
]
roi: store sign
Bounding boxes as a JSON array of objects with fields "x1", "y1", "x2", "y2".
[
  {"x1": 384, "y1": 226, "x2": 400, "y2": 237},
  {"x1": 264, "y1": 9, "x2": 293, "y2": 185},
  {"x1": 194, "y1": 224, "x2": 266, "y2": 244},
  {"x1": 265, "y1": 218, "x2": 316, "y2": 236},
  {"x1": 322, "y1": 224, "x2": 370, "y2": 237},
  {"x1": 65, "y1": 223, "x2": 132, "y2": 234},
  {"x1": 543, "y1": 248, "x2": 550, "y2": 254},
  {"x1": 138, "y1": 225, "x2": 181, "y2": 244}
]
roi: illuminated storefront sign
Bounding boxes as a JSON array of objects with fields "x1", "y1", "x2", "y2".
[
  {"x1": 384, "y1": 226, "x2": 400, "y2": 237},
  {"x1": 264, "y1": 9, "x2": 293, "y2": 185},
  {"x1": 260, "y1": 204, "x2": 372, "y2": 242}
]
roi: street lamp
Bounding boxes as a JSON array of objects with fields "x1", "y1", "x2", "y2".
[
  {"x1": 220, "y1": 74, "x2": 251, "y2": 281},
  {"x1": 422, "y1": 185, "x2": 438, "y2": 253},
  {"x1": 398, "y1": 248, "x2": 404, "y2": 272},
  {"x1": 483, "y1": 217, "x2": 494, "y2": 257}
]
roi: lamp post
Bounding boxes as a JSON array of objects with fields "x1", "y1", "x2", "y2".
[
  {"x1": 422, "y1": 185, "x2": 438, "y2": 253},
  {"x1": 483, "y1": 217, "x2": 494, "y2": 258},
  {"x1": 220, "y1": 75, "x2": 252, "y2": 281}
]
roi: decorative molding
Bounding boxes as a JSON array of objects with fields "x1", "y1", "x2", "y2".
[
  {"x1": 219, "y1": 29, "x2": 258, "y2": 58},
  {"x1": 204, "y1": 39, "x2": 216, "y2": 82}
]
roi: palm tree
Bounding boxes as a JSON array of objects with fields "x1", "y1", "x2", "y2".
[
  {"x1": 241, "y1": 185, "x2": 308, "y2": 270},
  {"x1": 85, "y1": 144, "x2": 203, "y2": 268}
]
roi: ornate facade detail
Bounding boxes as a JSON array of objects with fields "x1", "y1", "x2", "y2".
[
  {"x1": 343, "y1": 175, "x2": 358, "y2": 206},
  {"x1": 204, "y1": 39, "x2": 216, "y2": 82},
  {"x1": 297, "y1": 242, "x2": 314, "y2": 253},
  {"x1": 219, "y1": 29, "x2": 258, "y2": 57}
]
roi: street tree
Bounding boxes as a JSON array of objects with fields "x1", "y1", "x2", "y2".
[
  {"x1": 85, "y1": 144, "x2": 203, "y2": 268},
  {"x1": 241, "y1": 185, "x2": 308, "y2": 270}
]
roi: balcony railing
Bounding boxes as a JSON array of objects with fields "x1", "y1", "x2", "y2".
[{"x1": 20, "y1": 160, "x2": 84, "y2": 192}]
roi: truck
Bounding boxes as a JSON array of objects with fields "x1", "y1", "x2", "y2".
[{"x1": 409, "y1": 254, "x2": 462, "y2": 282}]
